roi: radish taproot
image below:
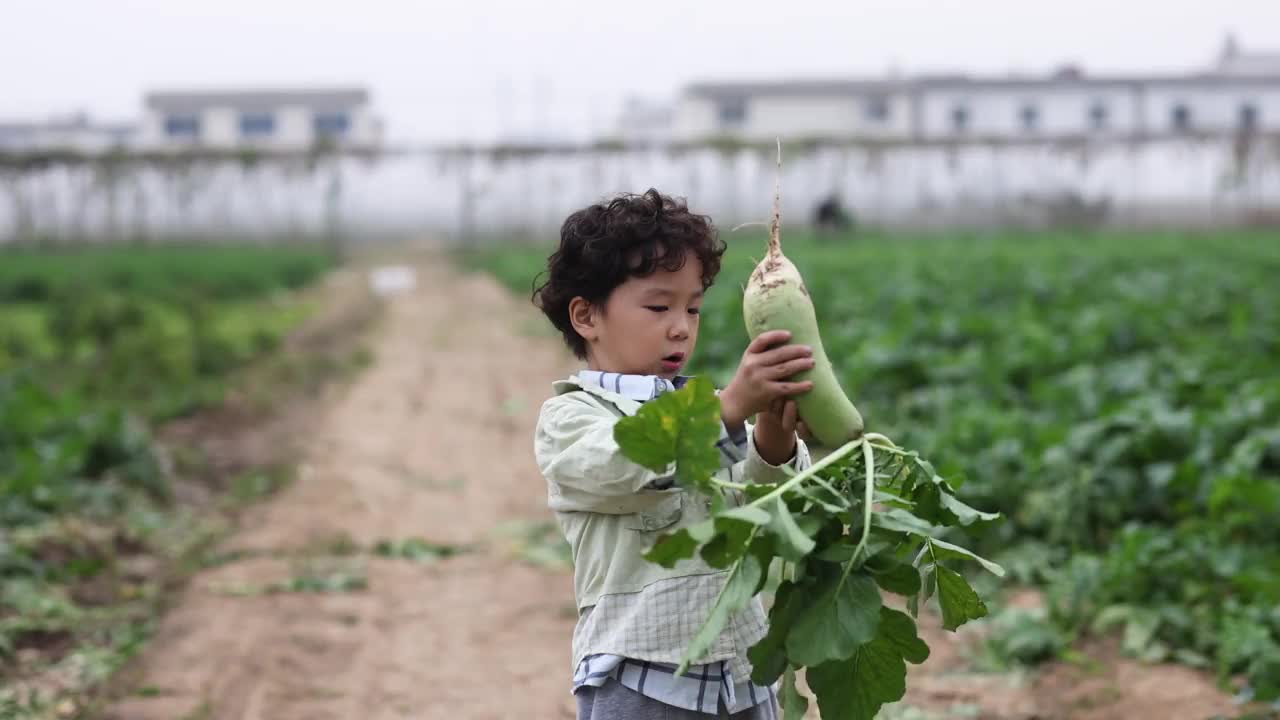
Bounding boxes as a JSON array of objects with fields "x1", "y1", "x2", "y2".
[{"x1": 742, "y1": 142, "x2": 864, "y2": 446}]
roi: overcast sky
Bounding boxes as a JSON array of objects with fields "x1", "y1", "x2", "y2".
[{"x1": 4, "y1": 0, "x2": 1279, "y2": 143}]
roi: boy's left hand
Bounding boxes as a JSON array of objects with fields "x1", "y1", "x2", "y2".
[{"x1": 754, "y1": 397, "x2": 801, "y2": 466}]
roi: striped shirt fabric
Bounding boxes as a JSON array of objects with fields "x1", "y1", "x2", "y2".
[{"x1": 573, "y1": 654, "x2": 778, "y2": 717}]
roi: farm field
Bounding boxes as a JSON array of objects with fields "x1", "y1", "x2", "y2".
[
  {"x1": 3, "y1": 230, "x2": 1278, "y2": 720},
  {"x1": 0, "y1": 244, "x2": 377, "y2": 716},
  {"x1": 466, "y1": 227, "x2": 1280, "y2": 710}
]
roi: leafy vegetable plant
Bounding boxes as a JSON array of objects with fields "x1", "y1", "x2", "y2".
[{"x1": 615, "y1": 377, "x2": 1003, "y2": 720}]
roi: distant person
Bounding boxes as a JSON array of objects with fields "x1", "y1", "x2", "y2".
[
  {"x1": 813, "y1": 193, "x2": 853, "y2": 236},
  {"x1": 532, "y1": 189, "x2": 812, "y2": 718}
]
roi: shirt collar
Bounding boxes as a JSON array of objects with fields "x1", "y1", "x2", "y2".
[{"x1": 573, "y1": 370, "x2": 691, "y2": 402}]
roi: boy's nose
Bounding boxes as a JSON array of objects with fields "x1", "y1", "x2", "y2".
[{"x1": 669, "y1": 317, "x2": 690, "y2": 340}]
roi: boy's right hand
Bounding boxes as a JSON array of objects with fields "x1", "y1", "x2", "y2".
[{"x1": 719, "y1": 330, "x2": 815, "y2": 430}]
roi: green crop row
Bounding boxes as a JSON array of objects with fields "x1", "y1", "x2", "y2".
[
  {"x1": 0, "y1": 244, "x2": 334, "y2": 696},
  {"x1": 465, "y1": 227, "x2": 1280, "y2": 700}
]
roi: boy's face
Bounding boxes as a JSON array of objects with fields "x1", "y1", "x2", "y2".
[{"x1": 574, "y1": 254, "x2": 704, "y2": 380}]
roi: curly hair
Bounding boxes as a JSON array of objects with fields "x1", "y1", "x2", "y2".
[{"x1": 532, "y1": 188, "x2": 725, "y2": 360}]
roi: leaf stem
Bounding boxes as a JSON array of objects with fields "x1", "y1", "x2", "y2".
[
  {"x1": 806, "y1": 473, "x2": 846, "y2": 503},
  {"x1": 710, "y1": 477, "x2": 750, "y2": 491},
  {"x1": 744, "y1": 438, "x2": 864, "y2": 510},
  {"x1": 830, "y1": 441, "x2": 881, "y2": 595},
  {"x1": 851, "y1": 440, "x2": 877, "y2": 564},
  {"x1": 867, "y1": 440, "x2": 912, "y2": 457}
]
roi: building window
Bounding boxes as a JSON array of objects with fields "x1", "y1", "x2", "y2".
[
  {"x1": 717, "y1": 98, "x2": 747, "y2": 127},
  {"x1": 1019, "y1": 104, "x2": 1040, "y2": 132},
  {"x1": 239, "y1": 112, "x2": 275, "y2": 138},
  {"x1": 865, "y1": 96, "x2": 890, "y2": 123},
  {"x1": 164, "y1": 115, "x2": 200, "y2": 139},
  {"x1": 314, "y1": 112, "x2": 351, "y2": 137},
  {"x1": 1171, "y1": 104, "x2": 1192, "y2": 132},
  {"x1": 951, "y1": 104, "x2": 970, "y2": 133},
  {"x1": 1089, "y1": 102, "x2": 1109, "y2": 131},
  {"x1": 1239, "y1": 103, "x2": 1259, "y2": 131}
]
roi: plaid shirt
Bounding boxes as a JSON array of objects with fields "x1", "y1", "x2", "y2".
[
  {"x1": 567, "y1": 371, "x2": 782, "y2": 714},
  {"x1": 573, "y1": 655, "x2": 778, "y2": 717}
]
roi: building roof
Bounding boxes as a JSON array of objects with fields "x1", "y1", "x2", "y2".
[
  {"x1": 684, "y1": 71, "x2": 1280, "y2": 99},
  {"x1": 916, "y1": 72, "x2": 1280, "y2": 89},
  {"x1": 686, "y1": 78, "x2": 904, "y2": 100},
  {"x1": 144, "y1": 88, "x2": 370, "y2": 113}
]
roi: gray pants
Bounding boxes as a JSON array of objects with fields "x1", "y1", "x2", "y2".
[{"x1": 575, "y1": 679, "x2": 778, "y2": 719}]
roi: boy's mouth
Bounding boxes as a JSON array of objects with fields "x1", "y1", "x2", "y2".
[{"x1": 660, "y1": 352, "x2": 685, "y2": 371}]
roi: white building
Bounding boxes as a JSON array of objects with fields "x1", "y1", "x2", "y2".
[
  {"x1": 669, "y1": 37, "x2": 1280, "y2": 143},
  {"x1": 139, "y1": 88, "x2": 382, "y2": 151},
  {"x1": 0, "y1": 112, "x2": 135, "y2": 153}
]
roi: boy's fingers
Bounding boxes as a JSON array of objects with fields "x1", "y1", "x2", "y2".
[
  {"x1": 754, "y1": 344, "x2": 813, "y2": 366},
  {"x1": 782, "y1": 400, "x2": 798, "y2": 430},
  {"x1": 747, "y1": 330, "x2": 792, "y2": 353},
  {"x1": 775, "y1": 381, "x2": 814, "y2": 397},
  {"x1": 767, "y1": 357, "x2": 816, "y2": 380}
]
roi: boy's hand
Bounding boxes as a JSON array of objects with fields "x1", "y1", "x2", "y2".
[
  {"x1": 720, "y1": 329, "x2": 814, "y2": 432},
  {"x1": 754, "y1": 397, "x2": 801, "y2": 466}
]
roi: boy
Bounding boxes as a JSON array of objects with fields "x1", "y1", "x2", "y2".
[{"x1": 533, "y1": 189, "x2": 815, "y2": 718}]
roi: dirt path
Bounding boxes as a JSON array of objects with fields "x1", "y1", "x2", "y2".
[
  {"x1": 101, "y1": 254, "x2": 1259, "y2": 720},
  {"x1": 106, "y1": 259, "x2": 578, "y2": 720}
]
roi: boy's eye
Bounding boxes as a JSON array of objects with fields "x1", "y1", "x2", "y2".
[
  {"x1": 688, "y1": 307, "x2": 701, "y2": 316},
  {"x1": 644, "y1": 305, "x2": 669, "y2": 313}
]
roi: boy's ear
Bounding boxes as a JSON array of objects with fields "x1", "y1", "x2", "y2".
[{"x1": 568, "y1": 296, "x2": 599, "y2": 342}]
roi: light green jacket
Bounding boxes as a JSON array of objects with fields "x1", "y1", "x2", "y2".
[{"x1": 534, "y1": 375, "x2": 812, "y2": 609}]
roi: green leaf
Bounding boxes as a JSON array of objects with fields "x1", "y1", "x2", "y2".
[
  {"x1": 642, "y1": 520, "x2": 715, "y2": 568},
  {"x1": 748, "y1": 580, "x2": 806, "y2": 685},
  {"x1": 746, "y1": 533, "x2": 778, "y2": 595},
  {"x1": 908, "y1": 559, "x2": 937, "y2": 619},
  {"x1": 935, "y1": 564, "x2": 988, "y2": 631},
  {"x1": 939, "y1": 491, "x2": 1000, "y2": 525},
  {"x1": 786, "y1": 570, "x2": 882, "y2": 666},
  {"x1": 921, "y1": 566, "x2": 937, "y2": 604},
  {"x1": 877, "y1": 607, "x2": 930, "y2": 664},
  {"x1": 741, "y1": 482, "x2": 781, "y2": 502},
  {"x1": 1250, "y1": 653, "x2": 1280, "y2": 702},
  {"x1": 873, "y1": 489, "x2": 913, "y2": 507},
  {"x1": 614, "y1": 377, "x2": 722, "y2": 490},
  {"x1": 800, "y1": 483, "x2": 850, "y2": 512},
  {"x1": 701, "y1": 517, "x2": 756, "y2": 569},
  {"x1": 871, "y1": 508, "x2": 943, "y2": 536},
  {"x1": 815, "y1": 542, "x2": 857, "y2": 564},
  {"x1": 679, "y1": 552, "x2": 764, "y2": 674},
  {"x1": 927, "y1": 537, "x2": 1006, "y2": 577},
  {"x1": 781, "y1": 667, "x2": 810, "y2": 720},
  {"x1": 805, "y1": 607, "x2": 928, "y2": 720},
  {"x1": 719, "y1": 505, "x2": 772, "y2": 525},
  {"x1": 912, "y1": 483, "x2": 952, "y2": 526},
  {"x1": 768, "y1": 498, "x2": 816, "y2": 561},
  {"x1": 867, "y1": 555, "x2": 922, "y2": 596},
  {"x1": 913, "y1": 480, "x2": 999, "y2": 528},
  {"x1": 806, "y1": 636, "x2": 905, "y2": 720}
]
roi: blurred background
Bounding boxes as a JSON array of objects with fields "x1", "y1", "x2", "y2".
[
  {"x1": 4, "y1": 0, "x2": 1280, "y2": 242},
  {"x1": 2, "y1": 2, "x2": 1279, "y2": 719}
]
